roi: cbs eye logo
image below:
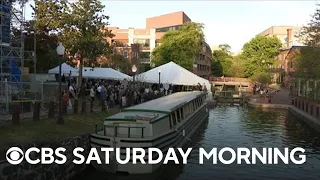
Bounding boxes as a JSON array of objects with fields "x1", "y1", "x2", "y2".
[{"x1": 6, "y1": 147, "x2": 24, "y2": 165}]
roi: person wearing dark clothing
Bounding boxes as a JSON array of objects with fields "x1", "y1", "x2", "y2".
[{"x1": 61, "y1": 75, "x2": 66, "y2": 83}]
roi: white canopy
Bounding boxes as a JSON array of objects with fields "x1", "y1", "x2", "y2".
[
  {"x1": 136, "y1": 61, "x2": 212, "y2": 100},
  {"x1": 48, "y1": 63, "x2": 78, "y2": 75},
  {"x1": 74, "y1": 67, "x2": 131, "y2": 81}
]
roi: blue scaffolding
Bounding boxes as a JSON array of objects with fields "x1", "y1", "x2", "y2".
[{"x1": 0, "y1": 0, "x2": 23, "y2": 83}]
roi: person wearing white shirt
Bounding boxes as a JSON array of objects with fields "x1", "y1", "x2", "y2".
[
  {"x1": 68, "y1": 84, "x2": 75, "y2": 98},
  {"x1": 90, "y1": 87, "x2": 95, "y2": 101},
  {"x1": 97, "y1": 85, "x2": 102, "y2": 100}
]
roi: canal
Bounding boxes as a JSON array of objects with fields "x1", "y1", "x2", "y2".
[{"x1": 72, "y1": 106, "x2": 320, "y2": 180}]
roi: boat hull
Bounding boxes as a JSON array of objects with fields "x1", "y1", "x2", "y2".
[{"x1": 90, "y1": 104, "x2": 209, "y2": 174}]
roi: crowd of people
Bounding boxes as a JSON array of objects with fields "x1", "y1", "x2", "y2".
[{"x1": 62, "y1": 78, "x2": 208, "y2": 110}]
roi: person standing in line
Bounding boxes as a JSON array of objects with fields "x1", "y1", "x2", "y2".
[
  {"x1": 97, "y1": 84, "x2": 102, "y2": 101},
  {"x1": 90, "y1": 86, "x2": 95, "y2": 102},
  {"x1": 62, "y1": 89, "x2": 69, "y2": 114}
]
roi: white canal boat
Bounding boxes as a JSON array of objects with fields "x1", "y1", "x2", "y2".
[{"x1": 90, "y1": 91, "x2": 209, "y2": 174}]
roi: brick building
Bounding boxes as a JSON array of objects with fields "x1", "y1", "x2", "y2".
[
  {"x1": 111, "y1": 42, "x2": 140, "y2": 65},
  {"x1": 107, "y1": 11, "x2": 212, "y2": 79},
  {"x1": 257, "y1": 26, "x2": 305, "y2": 84}
]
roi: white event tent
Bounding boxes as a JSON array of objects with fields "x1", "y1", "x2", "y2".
[
  {"x1": 48, "y1": 63, "x2": 131, "y2": 81},
  {"x1": 48, "y1": 63, "x2": 78, "y2": 75},
  {"x1": 136, "y1": 61, "x2": 212, "y2": 100},
  {"x1": 76, "y1": 67, "x2": 131, "y2": 81}
]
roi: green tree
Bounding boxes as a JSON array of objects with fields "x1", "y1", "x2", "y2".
[
  {"x1": 295, "y1": 4, "x2": 320, "y2": 80},
  {"x1": 218, "y1": 44, "x2": 231, "y2": 53},
  {"x1": 211, "y1": 59, "x2": 223, "y2": 76},
  {"x1": 292, "y1": 47, "x2": 320, "y2": 79},
  {"x1": 102, "y1": 54, "x2": 131, "y2": 74},
  {"x1": 212, "y1": 44, "x2": 233, "y2": 76},
  {"x1": 300, "y1": 3, "x2": 320, "y2": 47},
  {"x1": 228, "y1": 55, "x2": 246, "y2": 78},
  {"x1": 151, "y1": 22, "x2": 204, "y2": 70},
  {"x1": 241, "y1": 35, "x2": 282, "y2": 77},
  {"x1": 12, "y1": 20, "x2": 60, "y2": 73},
  {"x1": 34, "y1": 0, "x2": 114, "y2": 87},
  {"x1": 250, "y1": 71, "x2": 272, "y2": 87}
]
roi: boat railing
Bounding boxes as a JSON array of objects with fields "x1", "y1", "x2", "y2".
[{"x1": 95, "y1": 124, "x2": 146, "y2": 138}]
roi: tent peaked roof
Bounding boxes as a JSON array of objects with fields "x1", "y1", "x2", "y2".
[
  {"x1": 137, "y1": 61, "x2": 209, "y2": 86},
  {"x1": 48, "y1": 63, "x2": 77, "y2": 74},
  {"x1": 81, "y1": 67, "x2": 131, "y2": 80}
]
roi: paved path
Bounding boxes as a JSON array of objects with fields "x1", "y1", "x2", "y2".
[{"x1": 251, "y1": 87, "x2": 291, "y2": 105}]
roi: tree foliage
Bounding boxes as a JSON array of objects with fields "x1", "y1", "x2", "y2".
[
  {"x1": 211, "y1": 59, "x2": 223, "y2": 77},
  {"x1": 228, "y1": 55, "x2": 246, "y2": 78},
  {"x1": 218, "y1": 44, "x2": 231, "y2": 53},
  {"x1": 250, "y1": 71, "x2": 272, "y2": 87},
  {"x1": 294, "y1": 4, "x2": 320, "y2": 80},
  {"x1": 11, "y1": 18, "x2": 60, "y2": 73},
  {"x1": 101, "y1": 54, "x2": 131, "y2": 74},
  {"x1": 241, "y1": 35, "x2": 282, "y2": 77},
  {"x1": 211, "y1": 44, "x2": 233, "y2": 76},
  {"x1": 34, "y1": 0, "x2": 114, "y2": 85},
  {"x1": 300, "y1": 3, "x2": 320, "y2": 47},
  {"x1": 292, "y1": 47, "x2": 320, "y2": 79},
  {"x1": 151, "y1": 22, "x2": 204, "y2": 71}
]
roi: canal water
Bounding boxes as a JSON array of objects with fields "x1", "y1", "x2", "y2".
[{"x1": 72, "y1": 106, "x2": 320, "y2": 180}]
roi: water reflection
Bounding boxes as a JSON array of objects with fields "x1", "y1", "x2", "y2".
[{"x1": 73, "y1": 106, "x2": 320, "y2": 180}]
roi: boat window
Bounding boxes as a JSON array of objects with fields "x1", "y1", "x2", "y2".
[
  {"x1": 184, "y1": 105, "x2": 188, "y2": 117},
  {"x1": 180, "y1": 108, "x2": 184, "y2": 119},
  {"x1": 192, "y1": 101, "x2": 195, "y2": 111},
  {"x1": 172, "y1": 113, "x2": 177, "y2": 126},
  {"x1": 197, "y1": 98, "x2": 199, "y2": 108},
  {"x1": 169, "y1": 115, "x2": 172, "y2": 129},
  {"x1": 177, "y1": 109, "x2": 181, "y2": 123}
]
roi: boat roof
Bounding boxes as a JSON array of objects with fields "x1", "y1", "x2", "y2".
[
  {"x1": 122, "y1": 91, "x2": 205, "y2": 114},
  {"x1": 104, "y1": 111, "x2": 167, "y2": 124}
]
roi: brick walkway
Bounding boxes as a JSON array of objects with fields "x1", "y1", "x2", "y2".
[{"x1": 251, "y1": 87, "x2": 291, "y2": 105}]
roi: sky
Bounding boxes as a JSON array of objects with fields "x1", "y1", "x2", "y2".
[{"x1": 24, "y1": 0, "x2": 318, "y2": 53}]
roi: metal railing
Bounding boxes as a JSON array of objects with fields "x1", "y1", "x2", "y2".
[
  {"x1": 215, "y1": 91, "x2": 234, "y2": 97},
  {"x1": 210, "y1": 77, "x2": 250, "y2": 83},
  {"x1": 0, "y1": 80, "x2": 67, "y2": 117}
]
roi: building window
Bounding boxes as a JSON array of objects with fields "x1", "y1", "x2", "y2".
[
  {"x1": 156, "y1": 25, "x2": 182, "y2": 32},
  {"x1": 140, "y1": 52, "x2": 150, "y2": 58},
  {"x1": 133, "y1": 39, "x2": 150, "y2": 45}
]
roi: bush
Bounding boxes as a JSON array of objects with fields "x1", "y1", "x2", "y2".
[{"x1": 250, "y1": 71, "x2": 272, "y2": 86}]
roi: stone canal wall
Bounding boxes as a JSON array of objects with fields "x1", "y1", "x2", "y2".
[
  {"x1": 248, "y1": 99, "x2": 320, "y2": 132},
  {"x1": 0, "y1": 134, "x2": 90, "y2": 180}
]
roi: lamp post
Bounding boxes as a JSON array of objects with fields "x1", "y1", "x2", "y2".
[
  {"x1": 56, "y1": 43, "x2": 65, "y2": 124},
  {"x1": 132, "y1": 64, "x2": 137, "y2": 89},
  {"x1": 69, "y1": 70, "x2": 72, "y2": 85},
  {"x1": 158, "y1": 69, "x2": 161, "y2": 91}
]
